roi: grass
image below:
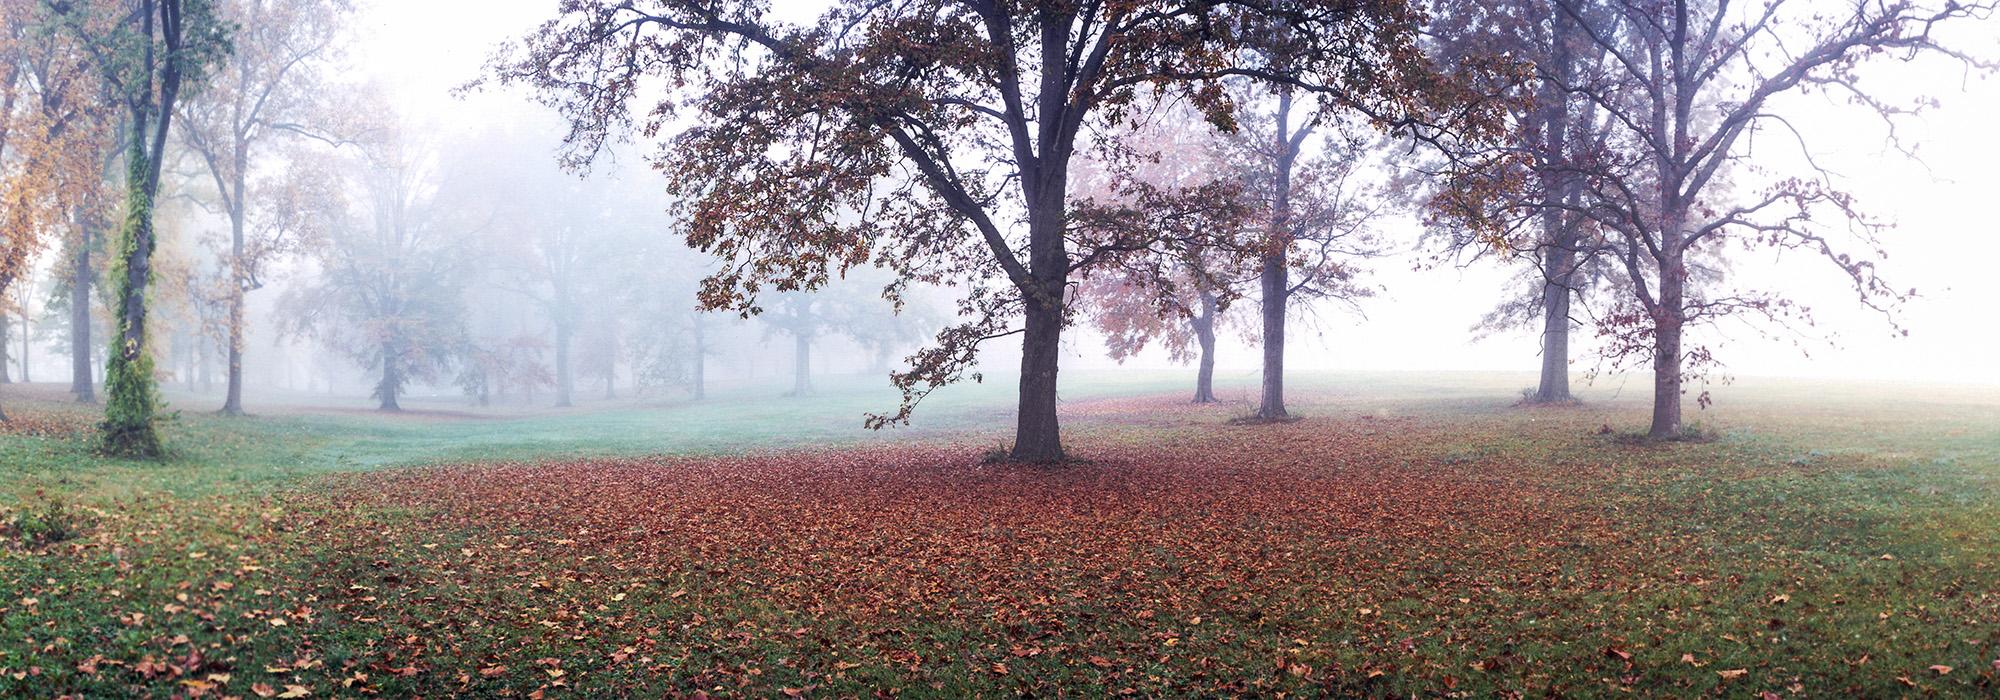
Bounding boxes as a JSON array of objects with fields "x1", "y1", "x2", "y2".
[{"x1": 0, "y1": 371, "x2": 1996, "y2": 697}]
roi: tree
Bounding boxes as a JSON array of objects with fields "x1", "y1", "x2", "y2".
[
  {"x1": 50, "y1": 0, "x2": 232, "y2": 456},
  {"x1": 457, "y1": 333, "x2": 553, "y2": 406},
  {"x1": 0, "y1": 0, "x2": 120, "y2": 421},
  {"x1": 755, "y1": 278, "x2": 912, "y2": 398},
  {"x1": 1550, "y1": 0, "x2": 1993, "y2": 438},
  {"x1": 1240, "y1": 85, "x2": 1389, "y2": 420},
  {"x1": 177, "y1": 0, "x2": 353, "y2": 415},
  {"x1": 283, "y1": 133, "x2": 471, "y2": 412},
  {"x1": 1425, "y1": 0, "x2": 1628, "y2": 404},
  {"x1": 1073, "y1": 103, "x2": 1255, "y2": 405},
  {"x1": 479, "y1": 160, "x2": 623, "y2": 408},
  {"x1": 489, "y1": 0, "x2": 1478, "y2": 461}
]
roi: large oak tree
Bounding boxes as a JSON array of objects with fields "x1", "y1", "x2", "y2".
[{"x1": 490, "y1": 0, "x2": 1482, "y2": 461}]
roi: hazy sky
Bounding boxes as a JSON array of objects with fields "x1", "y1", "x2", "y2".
[{"x1": 351, "y1": 1, "x2": 2000, "y2": 386}]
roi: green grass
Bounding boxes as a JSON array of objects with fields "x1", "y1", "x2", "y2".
[{"x1": 1, "y1": 370, "x2": 1997, "y2": 696}]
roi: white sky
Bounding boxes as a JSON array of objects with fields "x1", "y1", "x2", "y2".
[{"x1": 349, "y1": 0, "x2": 2000, "y2": 386}]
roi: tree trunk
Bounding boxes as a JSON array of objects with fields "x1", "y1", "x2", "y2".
[
  {"x1": 377, "y1": 341, "x2": 402, "y2": 412},
  {"x1": 691, "y1": 314, "x2": 706, "y2": 400},
  {"x1": 1257, "y1": 254, "x2": 1288, "y2": 419},
  {"x1": 1192, "y1": 290, "x2": 1217, "y2": 404},
  {"x1": 221, "y1": 284, "x2": 246, "y2": 414},
  {"x1": 1010, "y1": 292, "x2": 1064, "y2": 461},
  {"x1": 103, "y1": 150, "x2": 166, "y2": 457},
  {"x1": 1648, "y1": 248, "x2": 1685, "y2": 439},
  {"x1": 70, "y1": 225, "x2": 94, "y2": 403},
  {"x1": 553, "y1": 322, "x2": 573, "y2": 407},
  {"x1": 1533, "y1": 239, "x2": 1576, "y2": 403},
  {"x1": 197, "y1": 337, "x2": 212, "y2": 393},
  {"x1": 15, "y1": 309, "x2": 25, "y2": 383},
  {"x1": 0, "y1": 311, "x2": 11, "y2": 384},
  {"x1": 1531, "y1": 3, "x2": 1580, "y2": 406},
  {"x1": 1256, "y1": 89, "x2": 1300, "y2": 421},
  {"x1": 221, "y1": 202, "x2": 246, "y2": 415},
  {"x1": 1646, "y1": 197, "x2": 1688, "y2": 438},
  {"x1": 789, "y1": 332, "x2": 812, "y2": 396}
]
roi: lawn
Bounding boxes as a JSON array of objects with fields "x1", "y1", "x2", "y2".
[{"x1": 1, "y1": 372, "x2": 1997, "y2": 697}]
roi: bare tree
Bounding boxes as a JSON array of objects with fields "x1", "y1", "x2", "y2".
[
  {"x1": 177, "y1": 0, "x2": 354, "y2": 415},
  {"x1": 1553, "y1": 0, "x2": 1993, "y2": 438}
]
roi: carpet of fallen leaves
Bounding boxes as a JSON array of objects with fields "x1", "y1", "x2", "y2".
[
  {"x1": 5, "y1": 395, "x2": 1997, "y2": 697},
  {"x1": 291, "y1": 421, "x2": 1611, "y2": 696}
]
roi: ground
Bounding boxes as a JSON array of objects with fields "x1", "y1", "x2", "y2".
[{"x1": 1, "y1": 372, "x2": 1996, "y2": 697}]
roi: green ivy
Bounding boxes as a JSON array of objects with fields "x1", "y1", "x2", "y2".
[{"x1": 99, "y1": 150, "x2": 164, "y2": 459}]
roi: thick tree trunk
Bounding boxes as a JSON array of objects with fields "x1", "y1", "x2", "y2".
[
  {"x1": 14, "y1": 309, "x2": 25, "y2": 383},
  {"x1": 1646, "y1": 200, "x2": 1689, "y2": 438},
  {"x1": 104, "y1": 151, "x2": 166, "y2": 457},
  {"x1": 1648, "y1": 249, "x2": 1685, "y2": 439},
  {"x1": 1257, "y1": 255, "x2": 1288, "y2": 419},
  {"x1": 553, "y1": 322, "x2": 573, "y2": 407},
  {"x1": 789, "y1": 332, "x2": 812, "y2": 396},
  {"x1": 70, "y1": 227, "x2": 94, "y2": 403},
  {"x1": 1533, "y1": 239, "x2": 1576, "y2": 403},
  {"x1": 1011, "y1": 293, "x2": 1064, "y2": 461},
  {"x1": 1532, "y1": 5, "x2": 1580, "y2": 406},
  {"x1": 377, "y1": 342, "x2": 402, "y2": 412},
  {"x1": 1006, "y1": 160, "x2": 1069, "y2": 463},
  {"x1": 1192, "y1": 290, "x2": 1217, "y2": 404}
]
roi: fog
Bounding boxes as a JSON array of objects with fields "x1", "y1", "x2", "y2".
[
  {"x1": 353, "y1": 0, "x2": 2000, "y2": 390},
  {"x1": 6, "y1": 0, "x2": 1996, "y2": 426}
]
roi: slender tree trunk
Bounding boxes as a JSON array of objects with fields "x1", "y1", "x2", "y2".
[
  {"x1": 1256, "y1": 89, "x2": 1300, "y2": 421},
  {"x1": 603, "y1": 367, "x2": 614, "y2": 400},
  {"x1": 197, "y1": 337, "x2": 212, "y2": 393},
  {"x1": 15, "y1": 309, "x2": 26, "y2": 383},
  {"x1": 1534, "y1": 238, "x2": 1576, "y2": 403},
  {"x1": 789, "y1": 332, "x2": 812, "y2": 396},
  {"x1": 553, "y1": 321, "x2": 573, "y2": 407},
  {"x1": 1, "y1": 311, "x2": 11, "y2": 384},
  {"x1": 221, "y1": 288, "x2": 246, "y2": 413},
  {"x1": 221, "y1": 206, "x2": 246, "y2": 415},
  {"x1": 1192, "y1": 290, "x2": 1218, "y2": 404},
  {"x1": 377, "y1": 341, "x2": 402, "y2": 412},
  {"x1": 70, "y1": 226, "x2": 94, "y2": 403},
  {"x1": 691, "y1": 314, "x2": 706, "y2": 400}
]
